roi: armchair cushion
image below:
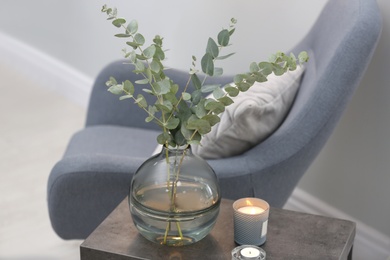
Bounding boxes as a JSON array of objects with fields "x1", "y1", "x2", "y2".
[{"x1": 192, "y1": 66, "x2": 304, "y2": 158}]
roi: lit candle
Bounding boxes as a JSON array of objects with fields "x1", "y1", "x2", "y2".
[
  {"x1": 233, "y1": 198, "x2": 270, "y2": 246},
  {"x1": 240, "y1": 247, "x2": 261, "y2": 258},
  {"x1": 231, "y1": 245, "x2": 266, "y2": 260},
  {"x1": 237, "y1": 206, "x2": 264, "y2": 215}
]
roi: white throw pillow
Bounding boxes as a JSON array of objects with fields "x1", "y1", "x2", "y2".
[{"x1": 191, "y1": 66, "x2": 304, "y2": 159}]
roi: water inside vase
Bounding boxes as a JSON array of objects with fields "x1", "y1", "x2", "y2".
[{"x1": 130, "y1": 181, "x2": 220, "y2": 246}]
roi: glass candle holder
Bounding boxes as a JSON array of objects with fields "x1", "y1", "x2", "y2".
[
  {"x1": 233, "y1": 198, "x2": 270, "y2": 245},
  {"x1": 231, "y1": 245, "x2": 266, "y2": 260}
]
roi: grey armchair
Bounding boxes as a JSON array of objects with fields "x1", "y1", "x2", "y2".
[{"x1": 47, "y1": 0, "x2": 382, "y2": 239}]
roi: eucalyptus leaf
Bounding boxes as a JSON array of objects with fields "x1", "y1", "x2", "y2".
[
  {"x1": 201, "y1": 53, "x2": 214, "y2": 76},
  {"x1": 202, "y1": 114, "x2": 220, "y2": 126},
  {"x1": 126, "y1": 41, "x2": 141, "y2": 49},
  {"x1": 249, "y1": 62, "x2": 260, "y2": 73},
  {"x1": 119, "y1": 94, "x2": 133, "y2": 100},
  {"x1": 187, "y1": 118, "x2": 211, "y2": 135},
  {"x1": 298, "y1": 51, "x2": 309, "y2": 63},
  {"x1": 115, "y1": 33, "x2": 131, "y2": 38},
  {"x1": 218, "y1": 96, "x2": 234, "y2": 106},
  {"x1": 215, "y1": 52, "x2": 235, "y2": 60},
  {"x1": 150, "y1": 59, "x2": 161, "y2": 73},
  {"x1": 107, "y1": 84, "x2": 123, "y2": 95},
  {"x1": 182, "y1": 92, "x2": 191, "y2": 101},
  {"x1": 127, "y1": 20, "x2": 138, "y2": 34},
  {"x1": 225, "y1": 86, "x2": 239, "y2": 97},
  {"x1": 217, "y1": 29, "x2": 230, "y2": 46},
  {"x1": 259, "y1": 62, "x2": 273, "y2": 76},
  {"x1": 134, "y1": 33, "x2": 145, "y2": 45},
  {"x1": 206, "y1": 38, "x2": 219, "y2": 58},
  {"x1": 143, "y1": 45, "x2": 156, "y2": 59},
  {"x1": 213, "y1": 87, "x2": 225, "y2": 99},
  {"x1": 157, "y1": 132, "x2": 171, "y2": 145},
  {"x1": 191, "y1": 90, "x2": 202, "y2": 105},
  {"x1": 201, "y1": 84, "x2": 220, "y2": 93},
  {"x1": 191, "y1": 74, "x2": 202, "y2": 90},
  {"x1": 112, "y1": 18, "x2": 126, "y2": 28},
  {"x1": 204, "y1": 100, "x2": 225, "y2": 114},
  {"x1": 123, "y1": 80, "x2": 134, "y2": 94},
  {"x1": 165, "y1": 117, "x2": 180, "y2": 130},
  {"x1": 135, "y1": 78, "x2": 149, "y2": 84},
  {"x1": 155, "y1": 79, "x2": 171, "y2": 95},
  {"x1": 135, "y1": 94, "x2": 147, "y2": 108}
]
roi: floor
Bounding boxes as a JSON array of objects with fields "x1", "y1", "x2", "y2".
[{"x1": 0, "y1": 64, "x2": 84, "y2": 259}]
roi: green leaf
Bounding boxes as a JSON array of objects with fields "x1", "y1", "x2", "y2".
[
  {"x1": 201, "y1": 84, "x2": 220, "y2": 93},
  {"x1": 157, "y1": 132, "x2": 171, "y2": 145},
  {"x1": 182, "y1": 92, "x2": 191, "y2": 101},
  {"x1": 213, "y1": 87, "x2": 225, "y2": 99},
  {"x1": 134, "y1": 33, "x2": 145, "y2": 45},
  {"x1": 191, "y1": 74, "x2": 202, "y2": 90},
  {"x1": 191, "y1": 90, "x2": 202, "y2": 105},
  {"x1": 142, "y1": 88, "x2": 154, "y2": 95},
  {"x1": 134, "y1": 60, "x2": 145, "y2": 72},
  {"x1": 298, "y1": 51, "x2": 309, "y2": 64},
  {"x1": 150, "y1": 59, "x2": 161, "y2": 73},
  {"x1": 206, "y1": 37, "x2": 219, "y2": 58},
  {"x1": 155, "y1": 102, "x2": 173, "y2": 113},
  {"x1": 181, "y1": 124, "x2": 194, "y2": 140},
  {"x1": 249, "y1": 62, "x2": 260, "y2": 73},
  {"x1": 259, "y1": 62, "x2": 273, "y2": 76},
  {"x1": 218, "y1": 96, "x2": 234, "y2": 106},
  {"x1": 193, "y1": 100, "x2": 207, "y2": 118},
  {"x1": 154, "y1": 45, "x2": 165, "y2": 60},
  {"x1": 105, "y1": 76, "x2": 117, "y2": 87},
  {"x1": 115, "y1": 33, "x2": 131, "y2": 38},
  {"x1": 217, "y1": 29, "x2": 230, "y2": 46},
  {"x1": 202, "y1": 114, "x2": 220, "y2": 126},
  {"x1": 126, "y1": 41, "x2": 141, "y2": 49},
  {"x1": 107, "y1": 84, "x2": 123, "y2": 95},
  {"x1": 127, "y1": 20, "x2": 138, "y2": 34},
  {"x1": 143, "y1": 45, "x2": 156, "y2": 59},
  {"x1": 225, "y1": 86, "x2": 239, "y2": 97},
  {"x1": 119, "y1": 94, "x2": 132, "y2": 100},
  {"x1": 215, "y1": 52, "x2": 235, "y2": 60},
  {"x1": 187, "y1": 117, "x2": 211, "y2": 135},
  {"x1": 272, "y1": 63, "x2": 285, "y2": 76},
  {"x1": 173, "y1": 130, "x2": 187, "y2": 146},
  {"x1": 135, "y1": 78, "x2": 149, "y2": 85},
  {"x1": 123, "y1": 80, "x2": 134, "y2": 94},
  {"x1": 205, "y1": 100, "x2": 225, "y2": 114},
  {"x1": 253, "y1": 72, "x2": 267, "y2": 83},
  {"x1": 201, "y1": 53, "x2": 214, "y2": 76},
  {"x1": 236, "y1": 82, "x2": 251, "y2": 92},
  {"x1": 135, "y1": 94, "x2": 147, "y2": 108},
  {"x1": 155, "y1": 79, "x2": 171, "y2": 95},
  {"x1": 112, "y1": 18, "x2": 126, "y2": 28},
  {"x1": 164, "y1": 117, "x2": 180, "y2": 130}
]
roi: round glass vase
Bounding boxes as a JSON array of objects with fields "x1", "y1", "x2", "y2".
[{"x1": 129, "y1": 145, "x2": 221, "y2": 246}]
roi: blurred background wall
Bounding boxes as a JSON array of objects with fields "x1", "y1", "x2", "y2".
[{"x1": 1, "y1": 0, "x2": 389, "y2": 257}]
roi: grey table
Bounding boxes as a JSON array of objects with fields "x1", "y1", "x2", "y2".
[{"x1": 80, "y1": 199, "x2": 355, "y2": 259}]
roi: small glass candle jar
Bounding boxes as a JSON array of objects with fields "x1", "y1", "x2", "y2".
[
  {"x1": 233, "y1": 198, "x2": 270, "y2": 245},
  {"x1": 231, "y1": 245, "x2": 266, "y2": 260}
]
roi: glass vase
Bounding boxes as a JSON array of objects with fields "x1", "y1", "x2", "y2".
[{"x1": 129, "y1": 145, "x2": 221, "y2": 246}]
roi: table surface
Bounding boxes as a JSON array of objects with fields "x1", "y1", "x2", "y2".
[{"x1": 80, "y1": 198, "x2": 355, "y2": 260}]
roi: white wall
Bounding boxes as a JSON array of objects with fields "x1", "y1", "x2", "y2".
[{"x1": 1, "y1": 0, "x2": 390, "y2": 249}]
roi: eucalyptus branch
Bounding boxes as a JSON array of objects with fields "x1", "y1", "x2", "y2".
[{"x1": 101, "y1": 5, "x2": 309, "y2": 148}]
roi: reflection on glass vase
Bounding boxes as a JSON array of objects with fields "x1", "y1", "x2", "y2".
[{"x1": 129, "y1": 145, "x2": 221, "y2": 246}]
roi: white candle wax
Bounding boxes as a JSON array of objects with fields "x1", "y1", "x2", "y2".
[
  {"x1": 240, "y1": 247, "x2": 261, "y2": 258},
  {"x1": 237, "y1": 206, "x2": 264, "y2": 215}
]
